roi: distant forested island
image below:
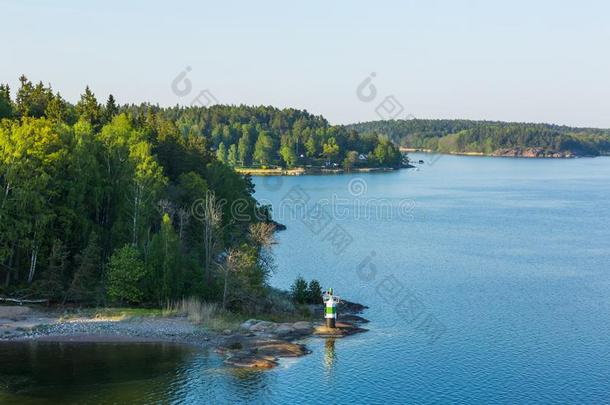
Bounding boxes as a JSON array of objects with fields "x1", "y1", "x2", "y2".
[{"x1": 347, "y1": 119, "x2": 610, "y2": 157}]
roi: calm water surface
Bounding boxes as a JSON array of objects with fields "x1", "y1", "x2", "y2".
[{"x1": 2, "y1": 154, "x2": 610, "y2": 404}]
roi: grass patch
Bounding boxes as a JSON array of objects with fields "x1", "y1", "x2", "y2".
[
  {"x1": 162, "y1": 297, "x2": 313, "y2": 331},
  {"x1": 164, "y1": 297, "x2": 245, "y2": 331}
]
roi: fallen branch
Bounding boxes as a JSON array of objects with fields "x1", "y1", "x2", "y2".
[{"x1": 0, "y1": 297, "x2": 49, "y2": 305}]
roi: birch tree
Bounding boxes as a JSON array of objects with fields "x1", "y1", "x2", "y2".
[{"x1": 200, "y1": 190, "x2": 222, "y2": 285}]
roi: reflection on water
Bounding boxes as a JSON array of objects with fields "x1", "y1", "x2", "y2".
[
  {"x1": 0, "y1": 341, "x2": 278, "y2": 404},
  {"x1": 0, "y1": 341, "x2": 195, "y2": 404},
  {"x1": 323, "y1": 338, "x2": 337, "y2": 372},
  {"x1": 0, "y1": 338, "x2": 343, "y2": 403}
]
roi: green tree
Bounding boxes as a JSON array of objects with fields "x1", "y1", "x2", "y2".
[
  {"x1": 0, "y1": 118, "x2": 67, "y2": 285},
  {"x1": 15, "y1": 77, "x2": 53, "y2": 118},
  {"x1": 0, "y1": 84, "x2": 12, "y2": 119},
  {"x1": 322, "y1": 137, "x2": 340, "y2": 162},
  {"x1": 253, "y1": 131, "x2": 274, "y2": 165},
  {"x1": 175, "y1": 171, "x2": 208, "y2": 247},
  {"x1": 216, "y1": 142, "x2": 227, "y2": 163},
  {"x1": 45, "y1": 92, "x2": 69, "y2": 122},
  {"x1": 106, "y1": 245, "x2": 146, "y2": 303},
  {"x1": 373, "y1": 139, "x2": 402, "y2": 168},
  {"x1": 343, "y1": 150, "x2": 359, "y2": 171},
  {"x1": 64, "y1": 232, "x2": 102, "y2": 304},
  {"x1": 221, "y1": 245, "x2": 258, "y2": 309},
  {"x1": 148, "y1": 213, "x2": 182, "y2": 304},
  {"x1": 129, "y1": 140, "x2": 167, "y2": 245},
  {"x1": 305, "y1": 137, "x2": 317, "y2": 158},
  {"x1": 290, "y1": 276, "x2": 308, "y2": 304},
  {"x1": 307, "y1": 279, "x2": 323, "y2": 304},
  {"x1": 15, "y1": 75, "x2": 33, "y2": 117},
  {"x1": 279, "y1": 144, "x2": 297, "y2": 167},
  {"x1": 76, "y1": 86, "x2": 102, "y2": 128},
  {"x1": 103, "y1": 94, "x2": 119, "y2": 123},
  {"x1": 227, "y1": 143, "x2": 238, "y2": 166},
  {"x1": 238, "y1": 133, "x2": 251, "y2": 165},
  {"x1": 34, "y1": 239, "x2": 68, "y2": 301}
]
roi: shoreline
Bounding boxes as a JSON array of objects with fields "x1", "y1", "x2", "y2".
[
  {"x1": 235, "y1": 166, "x2": 402, "y2": 176},
  {"x1": 400, "y1": 147, "x2": 603, "y2": 159},
  {"x1": 0, "y1": 301, "x2": 369, "y2": 369},
  {"x1": 0, "y1": 311, "x2": 219, "y2": 348}
]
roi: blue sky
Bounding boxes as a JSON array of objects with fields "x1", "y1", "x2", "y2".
[{"x1": 2, "y1": 0, "x2": 609, "y2": 127}]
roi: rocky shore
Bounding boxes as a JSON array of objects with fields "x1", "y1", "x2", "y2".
[
  {"x1": 0, "y1": 301, "x2": 369, "y2": 370},
  {"x1": 491, "y1": 147, "x2": 576, "y2": 158},
  {"x1": 403, "y1": 146, "x2": 592, "y2": 159}
]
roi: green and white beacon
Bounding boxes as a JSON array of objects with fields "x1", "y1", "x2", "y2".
[{"x1": 323, "y1": 288, "x2": 340, "y2": 328}]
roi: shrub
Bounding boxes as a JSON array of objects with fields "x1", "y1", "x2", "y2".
[
  {"x1": 264, "y1": 287, "x2": 296, "y2": 314},
  {"x1": 290, "y1": 276, "x2": 309, "y2": 304},
  {"x1": 106, "y1": 245, "x2": 146, "y2": 304},
  {"x1": 291, "y1": 277, "x2": 323, "y2": 304}
]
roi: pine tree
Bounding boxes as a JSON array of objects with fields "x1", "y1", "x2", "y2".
[
  {"x1": 76, "y1": 86, "x2": 102, "y2": 128},
  {"x1": 0, "y1": 84, "x2": 12, "y2": 119},
  {"x1": 45, "y1": 92, "x2": 68, "y2": 122},
  {"x1": 104, "y1": 94, "x2": 118, "y2": 123},
  {"x1": 106, "y1": 245, "x2": 146, "y2": 304},
  {"x1": 15, "y1": 75, "x2": 33, "y2": 117},
  {"x1": 290, "y1": 276, "x2": 308, "y2": 304},
  {"x1": 64, "y1": 232, "x2": 102, "y2": 304},
  {"x1": 307, "y1": 279, "x2": 323, "y2": 304},
  {"x1": 34, "y1": 239, "x2": 68, "y2": 301}
]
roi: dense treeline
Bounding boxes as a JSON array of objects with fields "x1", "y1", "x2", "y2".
[
  {"x1": 121, "y1": 104, "x2": 403, "y2": 169},
  {"x1": 0, "y1": 76, "x2": 283, "y2": 311},
  {"x1": 348, "y1": 119, "x2": 610, "y2": 156}
]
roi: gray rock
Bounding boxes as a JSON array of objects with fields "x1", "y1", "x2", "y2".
[
  {"x1": 292, "y1": 321, "x2": 313, "y2": 333},
  {"x1": 239, "y1": 319, "x2": 261, "y2": 331},
  {"x1": 250, "y1": 321, "x2": 276, "y2": 332},
  {"x1": 274, "y1": 323, "x2": 295, "y2": 336}
]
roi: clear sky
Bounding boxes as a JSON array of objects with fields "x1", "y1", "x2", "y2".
[{"x1": 2, "y1": 0, "x2": 609, "y2": 127}]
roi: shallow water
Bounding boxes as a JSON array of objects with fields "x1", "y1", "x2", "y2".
[{"x1": 2, "y1": 154, "x2": 610, "y2": 404}]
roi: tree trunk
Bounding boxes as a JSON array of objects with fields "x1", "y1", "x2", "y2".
[
  {"x1": 132, "y1": 187, "x2": 139, "y2": 246},
  {"x1": 201, "y1": 192, "x2": 220, "y2": 287},
  {"x1": 4, "y1": 242, "x2": 15, "y2": 287},
  {"x1": 0, "y1": 180, "x2": 10, "y2": 219},
  {"x1": 27, "y1": 246, "x2": 38, "y2": 284},
  {"x1": 222, "y1": 265, "x2": 229, "y2": 310},
  {"x1": 178, "y1": 209, "x2": 186, "y2": 243}
]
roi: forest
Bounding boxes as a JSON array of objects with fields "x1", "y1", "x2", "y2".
[
  {"x1": 121, "y1": 103, "x2": 403, "y2": 170},
  {"x1": 348, "y1": 119, "x2": 610, "y2": 156},
  {"x1": 0, "y1": 76, "x2": 326, "y2": 312}
]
